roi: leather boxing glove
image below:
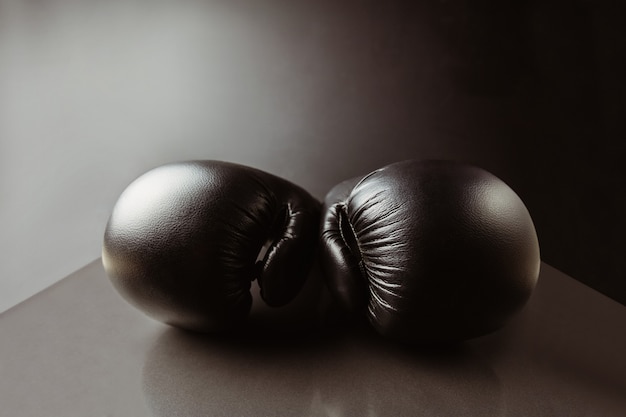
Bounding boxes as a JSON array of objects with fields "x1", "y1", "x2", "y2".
[
  {"x1": 320, "y1": 160, "x2": 540, "y2": 343},
  {"x1": 102, "y1": 160, "x2": 320, "y2": 332}
]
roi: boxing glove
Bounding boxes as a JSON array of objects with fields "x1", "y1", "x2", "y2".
[
  {"x1": 320, "y1": 160, "x2": 540, "y2": 343},
  {"x1": 102, "y1": 160, "x2": 320, "y2": 332}
]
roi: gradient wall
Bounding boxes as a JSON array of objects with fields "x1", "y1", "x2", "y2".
[{"x1": 1, "y1": 0, "x2": 623, "y2": 312}]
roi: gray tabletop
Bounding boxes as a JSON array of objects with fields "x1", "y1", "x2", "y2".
[{"x1": 1, "y1": 260, "x2": 624, "y2": 416}]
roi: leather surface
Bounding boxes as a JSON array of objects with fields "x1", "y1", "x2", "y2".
[
  {"x1": 320, "y1": 160, "x2": 541, "y2": 343},
  {"x1": 102, "y1": 160, "x2": 320, "y2": 332}
]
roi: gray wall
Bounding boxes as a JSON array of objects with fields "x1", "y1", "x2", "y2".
[{"x1": 1, "y1": 0, "x2": 623, "y2": 312}]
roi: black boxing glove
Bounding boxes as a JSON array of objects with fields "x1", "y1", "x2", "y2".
[
  {"x1": 320, "y1": 160, "x2": 540, "y2": 344},
  {"x1": 102, "y1": 160, "x2": 320, "y2": 332}
]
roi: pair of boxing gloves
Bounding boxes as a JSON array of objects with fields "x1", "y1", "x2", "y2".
[{"x1": 102, "y1": 159, "x2": 540, "y2": 344}]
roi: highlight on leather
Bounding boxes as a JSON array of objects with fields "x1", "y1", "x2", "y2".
[
  {"x1": 102, "y1": 160, "x2": 320, "y2": 333},
  {"x1": 319, "y1": 159, "x2": 541, "y2": 344}
]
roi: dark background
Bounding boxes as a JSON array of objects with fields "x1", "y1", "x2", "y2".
[
  {"x1": 1, "y1": 0, "x2": 624, "y2": 309},
  {"x1": 419, "y1": 0, "x2": 626, "y2": 305}
]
